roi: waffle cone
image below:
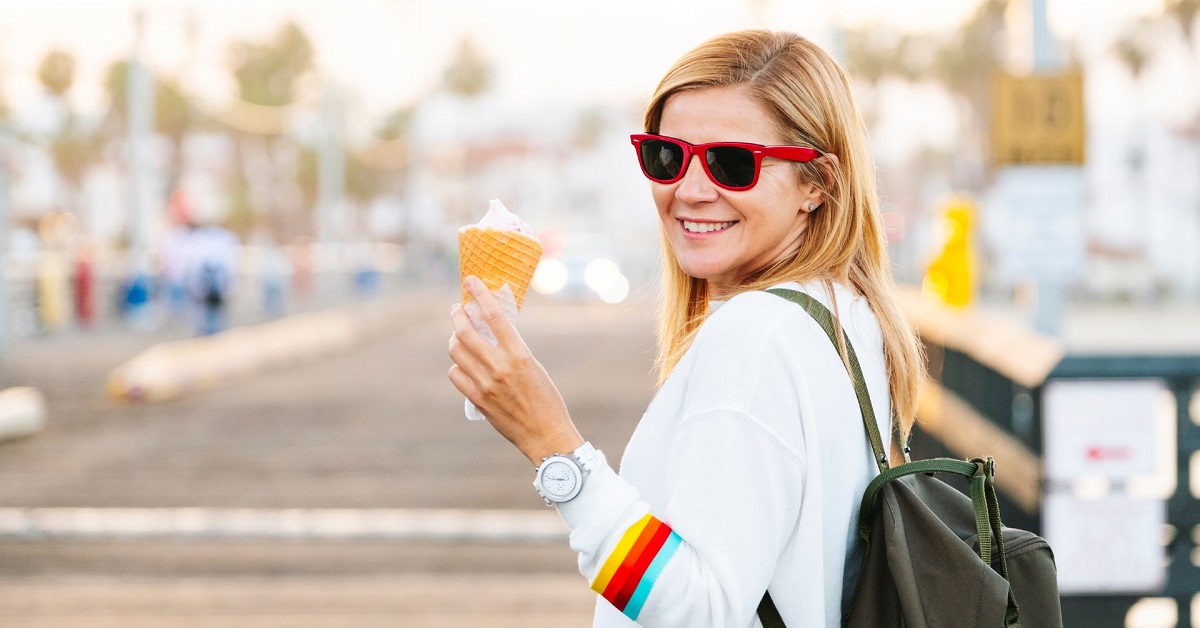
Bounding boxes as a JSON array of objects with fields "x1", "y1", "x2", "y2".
[{"x1": 458, "y1": 227, "x2": 543, "y2": 309}]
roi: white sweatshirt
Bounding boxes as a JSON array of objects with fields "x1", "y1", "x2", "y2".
[{"x1": 557, "y1": 280, "x2": 892, "y2": 627}]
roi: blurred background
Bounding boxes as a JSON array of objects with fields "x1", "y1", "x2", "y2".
[{"x1": 0, "y1": 0, "x2": 1197, "y2": 626}]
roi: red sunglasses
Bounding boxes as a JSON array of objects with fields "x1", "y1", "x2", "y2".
[{"x1": 630, "y1": 133, "x2": 821, "y2": 191}]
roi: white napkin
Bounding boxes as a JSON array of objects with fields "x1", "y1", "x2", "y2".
[{"x1": 463, "y1": 284, "x2": 519, "y2": 421}]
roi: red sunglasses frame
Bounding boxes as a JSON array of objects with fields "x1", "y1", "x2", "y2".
[{"x1": 630, "y1": 133, "x2": 821, "y2": 191}]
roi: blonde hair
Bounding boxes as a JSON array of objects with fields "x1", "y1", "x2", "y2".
[{"x1": 647, "y1": 30, "x2": 925, "y2": 443}]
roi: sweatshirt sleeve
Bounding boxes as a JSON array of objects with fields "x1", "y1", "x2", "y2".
[
  {"x1": 558, "y1": 410, "x2": 805, "y2": 626},
  {"x1": 556, "y1": 295, "x2": 811, "y2": 626}
]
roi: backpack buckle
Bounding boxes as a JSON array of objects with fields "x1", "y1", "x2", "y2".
[{"x1": 969, "y1": 457, "x2": 995, "y2": 478}]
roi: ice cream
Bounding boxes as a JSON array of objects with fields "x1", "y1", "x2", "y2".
[
  {"x1": 457, "y1": 199, "x2": 543, "y2": 310},
  {"x1": 458, "y1": 199, "x2": 543, "y2": 420}
]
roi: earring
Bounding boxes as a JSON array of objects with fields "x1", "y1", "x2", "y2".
[{"x1": 807, "y1": 202, "x2": 818, "y2": 211}]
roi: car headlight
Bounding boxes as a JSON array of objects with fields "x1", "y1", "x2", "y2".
[
  {"x1": 584, "y1": 258, "x2": 628, "y2": 304},
  {"x1": 532, "y1": 259, "x2": 569, "y2": 294}
]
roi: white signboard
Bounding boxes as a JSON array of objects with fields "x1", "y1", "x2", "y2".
[
  {"x1": 1043, "y1": 379, "x2": 1165, "y2": 482},
  {"x1": 1043, "y1": 491, "x2": 1165, "y2": 594},
  {"x1": 991, "y1": 165, "x2": 1087, "y2": 282}
]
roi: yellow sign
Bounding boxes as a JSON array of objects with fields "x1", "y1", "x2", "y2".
[
  {"x1": 991, "y1": 72, "x2": 1085, "y2": 165},
  {"x1": 922, "y1": 196, "x2": 976, "y2": 309}
]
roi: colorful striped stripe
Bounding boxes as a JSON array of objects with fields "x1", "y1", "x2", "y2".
[{"x1": 591, "y1": 514, "x2": 681, "y2": 620}]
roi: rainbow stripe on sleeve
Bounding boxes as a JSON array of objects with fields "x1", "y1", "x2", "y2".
[{"x1": 591, "y1": 514, "x2": 683, "y2": 620}]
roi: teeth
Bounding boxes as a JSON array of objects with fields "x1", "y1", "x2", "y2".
[{"x1": 682, "y1": 220, "x2": 735, "y2": 233}]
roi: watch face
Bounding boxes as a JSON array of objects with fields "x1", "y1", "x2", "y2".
[{"x1": 541, "y1": 459, "x2": 579, "y2": 498}]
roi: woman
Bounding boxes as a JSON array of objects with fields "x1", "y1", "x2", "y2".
[{"x1": 448, "y1": 30, "x2": 923, "y2": 627}]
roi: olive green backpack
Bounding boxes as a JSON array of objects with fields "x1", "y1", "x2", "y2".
[{"x1": 758, "y1": 288, "x2": 1063, "y2": 628}]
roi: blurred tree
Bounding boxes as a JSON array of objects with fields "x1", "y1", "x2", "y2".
[
  {"x1": 929, "y1": 0, "x2": 1010, "y2": 190},
  {"x1": 102, "y1": 62, "x2": 193, "y2": 138},
  {"x1": 346, "y1": 154, "x2": 382, "y2": 204},
  {"x1": 37, "y1": 49, "x2": 75, "y2": 98},
  {"x1": 843, "y1": 28, "x2": 934, "y2": 129},
  {"x1": 225, "y1": 21, "x2": 315, "y2": 238},
  {"x1": 1167, "y1": 0, "x2": 1200, "y2": 45},
  {"x1": 442, "y1": 39, "x2": 494, "y2": 97},
  {"x1": 228, "y1": 21, "x2": 314, "y2": 107},
  {"x1": 933, "y1": 0, "x2": 1008, "y2": 104},
  {"x1": 375, "y1": 104, "x2": 415, "y2": 142},
  {"x1": 1113, "y1": 18, "x2": 1157, "y2": 81},
  {"x1": 37, "y1": 50, "x2": 101, "y2": 216},
  {"x1": 844, "y1": 29, "x2": 928, "y2": 85},
  {"x1": 103, "y1": 61, "x2": 196, "y2": 194},
  {"x1": 574, "y1": 107, "x2": 607, "y2": 149}
]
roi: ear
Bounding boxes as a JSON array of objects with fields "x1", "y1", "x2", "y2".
[{"x1": 801, "y1": 153, "x2": 839, "y2": 213}]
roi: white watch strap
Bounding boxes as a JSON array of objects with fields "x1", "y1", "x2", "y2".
[{"x1": 571, "y1": 441, "x2": 600, "y2": 474}]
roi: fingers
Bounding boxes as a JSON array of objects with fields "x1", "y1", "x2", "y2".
[
  {"x1": 463, "y1": 276, "x2": 520, "y2": 349},
  {"x1": 449, "y1": 302, "x2": 493, "y2": 362},
  {"x1": 447, "y1": 363, "x2": 481, "y2": 401}
]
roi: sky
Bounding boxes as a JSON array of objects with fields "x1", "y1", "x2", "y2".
[
  {"x1": 0, "y1": 0, "x2": 1174, "y2": 117},
  {"x1": 1, "y1": 0, "x2": 1194, "y2": 166}
]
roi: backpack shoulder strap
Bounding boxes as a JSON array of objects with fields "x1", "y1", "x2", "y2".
[
  {"x1": 764, "y1": 287, "x2": 893, "y2": 472},
  {"x1": 756, "y1": 287, "x2": 897, "y2": 628}
]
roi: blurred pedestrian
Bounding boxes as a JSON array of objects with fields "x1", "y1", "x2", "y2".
[
  {"x1": 72, "y1": 240, "x2": 96, "y2": 329},
  {"x1": 253, "y1": 230, "x2": 290, "y2": 319},
  {"x1": 185, "y1": 222, "x2": 239, "y2": 336},
  {"x1": 448, "y1": 30, "x2": 924, "y2": 627},
  {"x1": 289, "y1": 237, "x2": 315, "y2": 306},
  {"x1": 160, "y1": 189, "x2": 196, "y2": 320}
]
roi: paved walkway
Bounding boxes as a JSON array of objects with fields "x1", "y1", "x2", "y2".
[{"x1": 0, "y1": 286, "x2": 657, "y2": 625}]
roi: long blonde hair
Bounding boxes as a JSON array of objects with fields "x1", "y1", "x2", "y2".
[{"x1": 647, "y1": 30, "x2": 925, "y2": 442}]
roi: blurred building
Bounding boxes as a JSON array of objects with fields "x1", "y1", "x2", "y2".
[{"x1": 405, "y1": 90, "x2": 659, "y2": 285}]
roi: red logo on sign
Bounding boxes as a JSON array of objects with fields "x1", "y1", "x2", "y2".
[{"x1": 1085, "y1": 446, "x2": 1132, "y2": 462}]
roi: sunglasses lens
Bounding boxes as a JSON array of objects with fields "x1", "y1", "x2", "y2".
[
  {"x1": 705, "y1": 145, "x2": 757, "y2": 188},
  {"x1": 639, "y1": 139, "x2": 685, "y2": 181}
]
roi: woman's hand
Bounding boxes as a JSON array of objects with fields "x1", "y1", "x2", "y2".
[{"x1": 448, "y1": 276, "x2": 584, "y2": 466}]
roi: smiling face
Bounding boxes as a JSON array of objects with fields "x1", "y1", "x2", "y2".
[{"x1": 654, "y1": 85, "x2": 824, "y2": 299}]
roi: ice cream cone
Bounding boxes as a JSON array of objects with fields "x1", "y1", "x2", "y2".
[{"x1": 458, "y1": 226, "x2": 543, "y2": 309}]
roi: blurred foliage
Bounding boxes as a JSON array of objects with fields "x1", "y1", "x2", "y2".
[
  {"x1": 1114, "y1": 1, "x2": 1200, "y2": 80},
  {"x1": 228, "y1": 21, "x2": 314, "y2": 107},
  {"x1": 49, "y1": 115, "x2": 104, "y2": 194},
  {"x1": 37, "y1": 49, "x2": 75, "y2": 98},
  {"x1": 443, "y1": 39, "x2": 493, "y2": 97},
  {"x1": 375, "y1": 105, "x2": 415, "y2": 142},
  {"x1": 103, "y1": 61, "x2": 194, "y2": 141},
  {"x1": 296, "y1": 145, "x2": 385, "y2": 208},
  {"x1": 843, "y1": 0, "x2": 1009, "y2": 189},
  {"x1": 1167, "y1": 0, "x2": 1200, "y2": 45},
  {"x1": 223, "y1": 22, "x2": 316, "y2": 239},
  {"x1": 933, "y1": 0, "x2": 1008, "y2": 103},
  {"x1": 844, "y1": 30, "x2": 924, "y2": 85},
  {"x1": 1113, "y1": 18, "x2": 1158, "y2": 80},
  {"x1": 574, "y1": 107, "x2": 607, "y2": 149},
  {"x1": 36, "y1": 49, "x2": 101, "y2": 205},
  {"x1": 224, "y1": 179, "x2": 257, "y2": 236},
  {"x1": 346, "y1": 154, "x2": 384, "y2": 203}
]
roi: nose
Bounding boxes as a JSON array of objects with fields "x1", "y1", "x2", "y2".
[{"x1": 675, "y1": 153, "x2": 719, "y2": 204}]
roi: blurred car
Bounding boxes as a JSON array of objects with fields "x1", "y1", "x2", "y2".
[{"x1": 531, "y1": 231, "x2": 630, "y2": 304}]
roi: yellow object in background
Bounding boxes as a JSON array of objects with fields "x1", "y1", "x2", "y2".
[
  {"x1": 922, "y1": 196, "x2": 976, "y2": 308},
  {"x1": 37, "y1": 250, "x2": 70, "y2": 331}
]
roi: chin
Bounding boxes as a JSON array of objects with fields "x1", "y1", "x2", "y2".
[{"x1": 676, "y1": 261, "x2": 727, "y2": 283}]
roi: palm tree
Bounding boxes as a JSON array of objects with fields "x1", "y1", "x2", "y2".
[
  {"x1": 1167, "y1": 0, "x2": 1200, "y2": 46},
  {"x1": 102, "y1": 61, "x2": 195, "y2": 196},
  {"x1": 38, "y1": 49, "x2": 102, "y2": 219},
  {"x1": 442, "y1": 38, "x2": 493, "y2": 98},
  {"x1": 931, "y1": 0, "x2": 1009, "y2": 191},
  {"x1": 37, "y1": 50, "x2": 74, "y2": 99},
  {"x1": 225, "y1": 21, "x2": 315, "y2": 239}
]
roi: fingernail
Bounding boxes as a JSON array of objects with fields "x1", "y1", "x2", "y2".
[{"x1": 465, "y1": 276, "x2": 483, "y2": 293}]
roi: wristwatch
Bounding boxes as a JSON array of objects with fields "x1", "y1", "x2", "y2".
[{"x1": 533, "y1": 441, "x2": 600, "y2": 506}]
